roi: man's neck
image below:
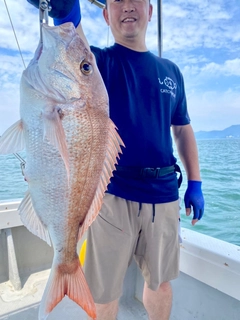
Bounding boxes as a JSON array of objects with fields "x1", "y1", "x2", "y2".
[{"x1": 114, "y1": 38, "x2": 148, "y2": 52}]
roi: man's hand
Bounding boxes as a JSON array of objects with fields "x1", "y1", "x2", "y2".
[
  {"x1": 184, "y1": 180, "x2": 204, "y2": 226},
  {"x1": 27, "y1": 0, "x2": 81, "y2": 27}
]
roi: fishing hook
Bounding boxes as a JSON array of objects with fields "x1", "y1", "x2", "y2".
[{"x1": 13, "y1": 153, "x2": 26, "y2": 176}]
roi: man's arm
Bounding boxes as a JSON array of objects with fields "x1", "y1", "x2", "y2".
[
  {"x1": 172, "y1": 124, "x2": 204, "y2": 225},
  {"x1": 172, "y1": 124, "x2": 200, "y2": 181}
]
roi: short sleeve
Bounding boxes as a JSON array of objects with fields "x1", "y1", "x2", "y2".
[{"x1": 171, "y1": 70, "x2": 191, "y2": 126}]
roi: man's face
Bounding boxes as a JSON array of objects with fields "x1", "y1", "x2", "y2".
[{"x1": 103, "y1": 0, "x2": 153, "y2": 46}]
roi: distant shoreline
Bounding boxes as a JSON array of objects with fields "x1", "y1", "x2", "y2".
[{"x1": 194, "y1": 124, "x2": 240, "y2": 140}]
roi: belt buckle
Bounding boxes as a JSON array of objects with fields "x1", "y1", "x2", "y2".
[{"x1": 141, "y1": 167, "x2": 160, "y2": 178}]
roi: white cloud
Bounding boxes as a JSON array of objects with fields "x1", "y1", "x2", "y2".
[
  {"x1": 181, "y1": 58, "x2": 240, "y2": 90},
  {"x1": 163, "y1": 4, "x2": 188, "y2": 19},
  {"x1": 201, "y1": 59, "x2": 240, "y2": 77},
  {"x1": 161, "y1": 0, "x2": 239, "y2": 52},
  {"x1": 0, "y1": 1, "x2": 39, "y2": 53},
  {"x1": 0, "y1": 0, "x2": 239, "y2": 135},
  {"x1": 188, "y1": 89, "x2": 240, "y2": 131}
]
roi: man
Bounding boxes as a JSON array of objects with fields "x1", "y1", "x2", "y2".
[{"x1": 28, "y1": 0, "x2": 204, "y2": 319}]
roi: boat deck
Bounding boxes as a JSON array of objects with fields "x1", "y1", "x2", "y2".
[
  {"x1": 0, "y1": 269, "x2": 147, "y2": 320},
  {"x1": 2, "y1": 264, "x2": 240, "y2": 320},
  {"x1": 1, "y1": 200, "x2": 240, "y2": 319}
]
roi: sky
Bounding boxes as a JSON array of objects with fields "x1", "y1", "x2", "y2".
[{"x1": 0, "y1": 0, "x2": 239, "y2": 135}]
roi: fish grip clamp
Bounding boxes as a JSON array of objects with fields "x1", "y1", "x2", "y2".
[{"x1": 39, "y1": 0, "x2": 52, "y2": 43}]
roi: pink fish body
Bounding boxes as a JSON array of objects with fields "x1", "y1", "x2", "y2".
[{"x1": 0, "y1": 23, "x2": 123, "y2": 320}]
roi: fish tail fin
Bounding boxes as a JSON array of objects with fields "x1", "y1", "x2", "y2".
[{"x1": 38, "y1": 258, "x2": 96, "y2": 320}]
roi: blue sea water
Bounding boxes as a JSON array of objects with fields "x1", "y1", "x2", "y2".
[
  {"x1": 175, "y1": 138, "x2": 240, "y2": 246},
  {"x1": 0, "y1": 139, "x2": 239, "y2": 246}
]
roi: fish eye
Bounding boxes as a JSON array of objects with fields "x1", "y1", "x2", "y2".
[{"x1": 80, "y1": 60, "x2": 93, "y2": 75}]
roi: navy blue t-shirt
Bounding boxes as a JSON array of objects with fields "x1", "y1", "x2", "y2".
[{"x1": 91, "y1": 43, "x2": 190, "y2": 203}]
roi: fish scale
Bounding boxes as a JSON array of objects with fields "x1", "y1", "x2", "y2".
[{"x1": 0, "y1": 22, "x2": 124, "y2": 320}]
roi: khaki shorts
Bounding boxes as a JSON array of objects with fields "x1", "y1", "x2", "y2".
[{"x1": 84, "y1": 193, "x2": 180, "y2": 304}]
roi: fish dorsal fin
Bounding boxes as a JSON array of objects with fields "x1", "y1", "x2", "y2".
[
  {"x1": 19, "y1": 191, "x2": 51, "y2": 246},
  {"x1": 42, "y1": 107, "x2": 70, "y2": 180},
  {"x1": 0, "y1": 120, "x2": 25, "y2": 154},
  {"x1": 78, "y1": 119, "x2": 124, "y2": 240}
]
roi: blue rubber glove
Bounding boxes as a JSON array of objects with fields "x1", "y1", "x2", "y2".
[
  {"x1": 184, "y1": 180, "x2": 204, "y2": 225},
  {"x1": 53, "y1": 0, "x2": 81, "y2": 27},
  {"x1": 27, "y1": 0, "x2": 81, "y2": 28}
]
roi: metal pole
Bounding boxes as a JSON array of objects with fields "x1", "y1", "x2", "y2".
[
  {"x1": 88, "y1": 0, "x2": 105, "y2": 9},
  {"x1": 157, "y1": 0, "x2": 162, "y2": 57},
  {"x1": 5, "y1": 228, "x2": 22, "y2": 290}
]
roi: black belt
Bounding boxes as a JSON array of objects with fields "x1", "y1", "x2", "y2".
[{"x1": 115, "y1": 164, "x2": 183, "y2": 188}]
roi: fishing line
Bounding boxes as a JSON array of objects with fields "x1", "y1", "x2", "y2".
[
  {"x1": 3, "y1": 0, "x2": 26, "y2": 170},
  {"x1": 3, "y1": 0, "x2": 27, "y2": 69}
]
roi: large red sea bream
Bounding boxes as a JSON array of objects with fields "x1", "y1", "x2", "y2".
[{"x1": 0, "y1": 22, "x2": 123, "y2": 319}]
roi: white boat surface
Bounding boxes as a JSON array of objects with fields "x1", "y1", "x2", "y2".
[{"x1": 0, "y1": 199, "x2": 240, "y2": 320}]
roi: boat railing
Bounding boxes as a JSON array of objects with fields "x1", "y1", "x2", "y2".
[{"x1": 1, "y1": 199, "x2": 240, "y2": 319}]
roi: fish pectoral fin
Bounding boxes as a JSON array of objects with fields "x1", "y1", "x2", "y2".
[
  {"x1": 19, "y1": 191, "x2": 51, "y2": 246},
  {"x1": 0, "y1": 120, "x2": 25, "y2": 154},
  {"x1": 42, "y1": 107, "x2": 70, "y2": 180},
  {"x1": 39, "y1": 259, "x2": 96, "y2": 319}
]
